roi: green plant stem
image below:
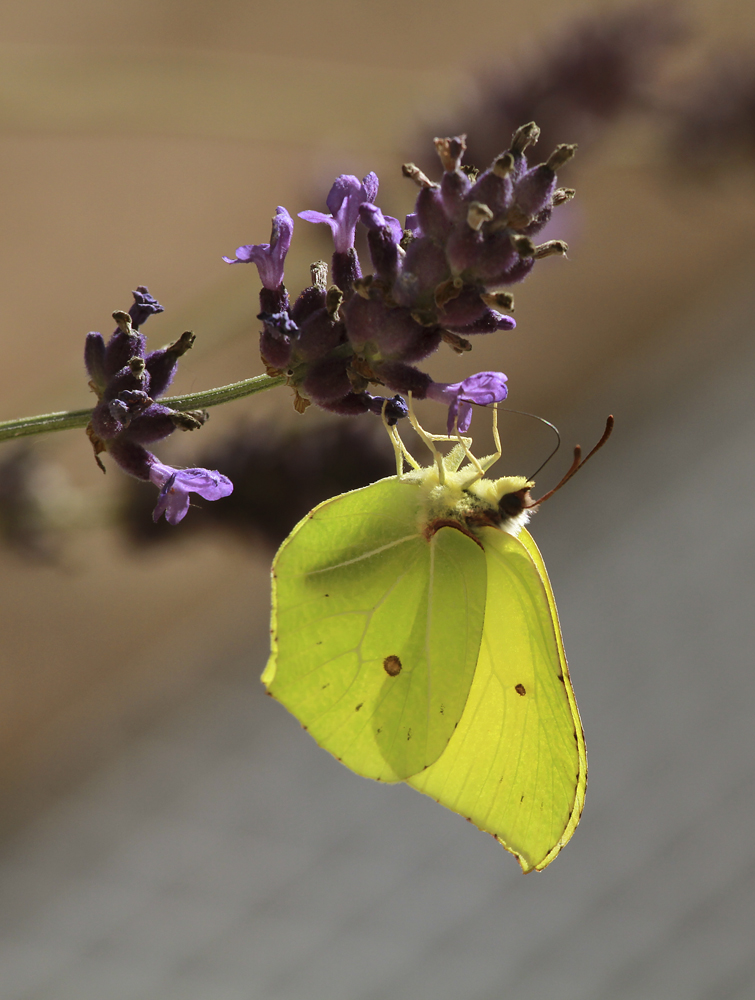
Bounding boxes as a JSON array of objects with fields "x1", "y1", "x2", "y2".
[{"x1": 0, "y1": 372, "x2": 286, "y2": 443}]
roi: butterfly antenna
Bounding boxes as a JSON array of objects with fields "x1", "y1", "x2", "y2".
[
  {"x1": 497, "y1": 407, "x2": 562, "y2": 479},
  {"x1": 531, "y1": 415, "x2": 614, "y2": 505}
]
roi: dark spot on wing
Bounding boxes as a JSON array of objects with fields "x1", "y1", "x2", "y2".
[
  {"x1": 439, "y1": 704, "x2": 445, "y2": 715},
  {"x1": 383, "y1": 654, "x2": 402, "y2": 676},
  {"x1": 315, "y1": 641, "x2": 322, "y2": 645},
  {"x1": 376, "y1": 727, "x2": 382, "y2": 734},
  {"x1": 355, "y1": 703, "x2": 363, "y2": 711},
  {"x1": 324, "y1": 593, "x2": 330, "y2": 597},
  {"x1": 407, "y1": 728, "x2": 412, "y2": 740},
  {"x1": 515, "y1": 683, "x2": 526, "y2": 696},
  {"x1": 321, "y1": 682, "x2": 330, "y2": 689}
]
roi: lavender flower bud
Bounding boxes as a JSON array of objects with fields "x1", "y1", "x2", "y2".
[
  {"x1": 331, "y1": 248, "x2": 362, "y2": 293},
  {"x1": 144, "y1": 331, "x2": 196, "y2": 398},
  {"x1": 468, "y1": 165, "x2": 514, "y2": 218},
  {"x1": 124, "y1": 404, "x2": 184, "y2": 444},
  {"x1": 258, "y1": 311, "x2": 296, "y2": 370},
  {"x1": 301, "y1": 355, "x2": 352, "y2": 404},
  {"x1": 513, "y1": 144, "x2": 576, "y2": 221},
  {"x1": 344, "y1": 296, "x2": 441, "y2": 363},
  {"x1": 360, "y1": 204, "x2": 403, "y2": 285},
  {"x1": 84, "y1": 332, "x2": 107, "y2": 392},
  {"x1": 291, "y1": 283, "x2": 327, "y2": 325},
  {"x1": 292, "y1": 307, "x2": 346, "y2": 363},
  {"x1": 373, "y1": 360, "x2": 433, "y2": 398},
  {"x1": 412, "y1": 184, "x2": 451, "y2": 241},
  {"x1": 319, "y1": 391, "x2": 406, "y2": 423},
  {"x1": 446, "y1": 311, "x2": 516, "y2": 336},
  {"x1": 366, "y1": 393, "x2": 409, "y2": 424},
  {"x1": 394, "y1": 237, "x2": 451, "y2": 309},
  {"x1": 102, "y1": 309, "x2": 146, "y2": 381}
]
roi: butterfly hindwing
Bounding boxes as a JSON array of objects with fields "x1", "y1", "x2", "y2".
[{"x1": 408, "y1": 526, "x2": 586, "y2": 872}]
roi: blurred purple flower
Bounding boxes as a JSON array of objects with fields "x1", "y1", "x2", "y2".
[
  {"x1": 223, "y1": 206, "x2": 294, "y2": 290},
  {"x1": 666, "y1": 51, "x2": 755, "y2": 171},
  {"x1": 427, "y1": 371, "x2": 508, "y2": 432},
  {"x1": 430, "y1": 4, "x2": 683, "y2": 171},
  {"x1": 149, "y1": 459, "x2": 234, "y2": 525}
]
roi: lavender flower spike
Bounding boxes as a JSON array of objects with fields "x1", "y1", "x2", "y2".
[
  {"x1": 223, "y1": 206, "x2": 294, "y2": 290},
  {"x1": 426, "y1": 371, "x2": 508, "y2": 433},
  {"x1": 299, "y1": 173, "x2": 379, "y2": 253},
  {"x1": 149, "y1": 459, "x2": 234, "y2": 525}
]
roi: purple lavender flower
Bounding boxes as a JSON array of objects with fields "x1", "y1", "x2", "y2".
[
  {"x1": 427, "y1": 371, "x2": 508, "y2": 432},
  {"x1": 223, "y1": 206, "x2": 294, "y2": 292},
  {"x1": 149, "y1": 459, "x2": 233, "y2": 525},
  {"x1": 85, "y1": 291, "x2": 232, "y2": 525},
  {"x1": 429, "y1": 5, "x2": 682, "y2": 170},
  {"x1": 299, "y1": 173, "x2": 379, "y2": 253},
  {"x1": 228, "y1": 129, "x2": 573, "y2": 426}
]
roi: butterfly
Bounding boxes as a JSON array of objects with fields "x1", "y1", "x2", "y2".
[{"x1": 264, "y1": 407, "x2": 610, "y2": 870}]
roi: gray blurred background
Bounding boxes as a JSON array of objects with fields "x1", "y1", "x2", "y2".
[{"x1": 1, "y1": 0, "x2": 755, "y2": 997}]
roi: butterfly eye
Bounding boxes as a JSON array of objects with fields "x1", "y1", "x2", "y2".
[{"x1": 498, "y1": 488, "x2": 530, "y2": 521}]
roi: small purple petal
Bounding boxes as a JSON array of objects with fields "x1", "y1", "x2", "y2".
[
  {"x1": 149, "y1": 459, "x2": 234, "y2": 525},
  {"x1": 359, "y1": 204, "x2": 403, "y2": 244},
  {"x1": 426, "y1": 371, "x2": 508, "y2": 433},
  {"x1": 223, "y1": 207, "x2": 293, "y2": 290},
  {"x1": 404, "y1": 212, "x2": 421, "y2": 234}
]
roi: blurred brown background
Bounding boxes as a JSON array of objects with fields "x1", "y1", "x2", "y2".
[{"x1": 2, "y1": 1, "x2": 755, "y2": 997}]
